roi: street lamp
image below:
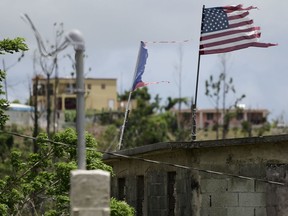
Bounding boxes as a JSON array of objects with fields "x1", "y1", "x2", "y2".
[{"x1": 65, "y1": 30, "x2": 86, "y2": 170}]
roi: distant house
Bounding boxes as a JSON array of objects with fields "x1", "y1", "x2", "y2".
[
  {"x1": 6, "y1": 103, "x2": 34, "y2": 127},
  {"x1": 175, "y1": 108, "x2": 269, "y2": 129},
  {"x1": 103, "y1": 135, "x2": 288, "y2": 216},
  {"x1": 31, "y1": 75, "x2": 117, "y2": 112}
]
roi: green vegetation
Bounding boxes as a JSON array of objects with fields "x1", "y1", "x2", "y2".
[
  {"x1": 0, "y1": 128, "x2": 136, "y2": 215},
  {"x1": 110, "y1": 197, "x2": 135, "y2": 216},
  {"x1": 89, "y1": 86, "x2": 274, "y2": 150},
  {"x1": 0, "y1": 38, "x2": 28, "y2": 129},
  {"x1": 117, "y1": 88, "x2": 183, "y2": 149},
  {"x1": 193, "y1": 125, "x2": 273, "y2": 140},
  {"x1": 0, "y1": 37, "x2": 28, "y2": 54}
]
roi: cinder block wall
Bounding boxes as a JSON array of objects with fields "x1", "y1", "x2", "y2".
[
  {"x1": 200, "y1": 177, "x2": 267, "y2": 216},
  {"x1": 196, "y1": 143, "x2": 288, "y2": 216},
  {"x1": 146, "y1": 170, "x2": 168, "y2": 216},
  {"x1": 266, "y1": 164, "x2": 288, "y2": 215},
  {"x1": 106, "y1": 139, "x2": 288, "y2": 216}
]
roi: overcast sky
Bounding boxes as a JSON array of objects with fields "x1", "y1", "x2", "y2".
[{"x1": 1, "y1": 0, "x2": 287, "y2": 122}]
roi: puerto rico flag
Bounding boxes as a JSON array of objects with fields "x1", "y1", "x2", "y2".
[{"x1": 132, "y1": 41, "x2": 149, "y2": 91}]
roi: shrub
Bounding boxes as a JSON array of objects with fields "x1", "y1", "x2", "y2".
[{"x1": 110, "y1": 197, "x2": 135, "y2": 216}]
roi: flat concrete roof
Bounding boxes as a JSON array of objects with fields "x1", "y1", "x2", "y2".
[{"x1": 103, "y1": 134, "x2": 288, "y2": 160}]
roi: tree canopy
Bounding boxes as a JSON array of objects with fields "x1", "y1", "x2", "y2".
[
  {"x1": 0, "y1": 128, "x2": 113, "y2": 215},
  {"x1": 0, "y1": 37, "x2": 28, "y2": 129},
  {"x1": 118, "y1": 87, "x2": 191, "y2": 149}
]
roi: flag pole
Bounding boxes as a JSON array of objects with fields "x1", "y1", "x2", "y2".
[
  {"x1": 191, "y1": 5, "x2": 205, "y2": 141},
  {"x1": 118, "y1": 91, "x2": 132, "y2": 150},
  {"x1": 118, "y1": 42, "x2": 142, "y2": 150}
]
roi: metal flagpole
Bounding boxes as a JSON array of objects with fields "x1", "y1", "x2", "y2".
[
  {"x1": 118, "y1": 42, "x2": 142, "y2": 150},
  {"x1": 118, "y1": 91, "x2": 132, "y2": 150},
  {"x1": 191, "y1": 5, "x2": 205, "y2": 141}
]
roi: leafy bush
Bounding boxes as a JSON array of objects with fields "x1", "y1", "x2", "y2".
[
  {"x1": 64, "y1": 110, "x2": 76, "y2": 122},
  {"x1": 0, "y1": 128, "x2": 113, "y2": 215},
  {"x1": 110, "y1": 197, "x2": 135, "y2": 216}
]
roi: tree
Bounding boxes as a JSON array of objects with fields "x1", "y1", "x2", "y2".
[
  {"x1": 222, "y1": 96, "x2": 245, "y2": 139},
  {"x1": 0, "y1": 38, "x2": 28, "y2": 166},
  {"x1": 118, "y1": 87, "x2": 196, "y2": 147},
  {"x1": 120, "y1": 87, "x2": 171, "y2": 149},
  {"x1": 0, "y1": 128, "x2": 114, "y2": 215},
  {"x1": 0, "y1": 133, "x2": 13, "y2": 163},
  {"x1": 22, "y1": 14, "x2": 68, "y2": 135},
  {"x1": 0, "y1": 38, "x2": 28, "y2": 55},
  {"x1": 164, "y1": 97, "x2": 188, "y2": 112},
  {"x1": 164, "y1": 96, "x2": 190, "y2": 141},
  {"x1": 0, "y1": 37, "x2": 28, "y2": 129},
  {"x1": 97, "y1": 124, "x2": 119, "y2": 152},
  {"x1": 0, "y1": 70, "x2": 9, "y2": 129},
  {"x1": 241, "y1": 120, "x2": 252, "y2": 137},
  {"x1": 205, "y1": 74, "x2": 221, "y2": 139},
  {"x1": 205, "y1": 54, "x2": 245, "y2": 139}
]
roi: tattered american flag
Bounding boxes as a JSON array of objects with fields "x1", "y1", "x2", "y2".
[{"x1": 199, "y1": 5, "x2": 277, "y2": 55}]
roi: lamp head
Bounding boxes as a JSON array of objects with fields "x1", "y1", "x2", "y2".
[{"x1": 65, "y1": 29, "x2": 85, "y2": 51}]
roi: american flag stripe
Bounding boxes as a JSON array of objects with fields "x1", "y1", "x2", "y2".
[
  {"x1": 201, "y1": 26, "x2": 260, "y2": 41},
  {"x1": 200, "y1": 33, "x2": 261, "y2": 49},
  {"x1": 224, "y1": 4, "x2": 258, "y2": 12},
  {"x1": 228, "y1": 11, "x2": 250, "y2": 20},
  {"x1": 201, "y1": 29, "x2": 261, "y2": 49},
  {"x1": 200, "y1": 42, "x2": 276, "y2": 55},
  {"x1": 200, "y1": 5, "x2": 277, "y2": 55},
  {"x1": 228, "y1": 19, "x2": 254, "y2": 29}
]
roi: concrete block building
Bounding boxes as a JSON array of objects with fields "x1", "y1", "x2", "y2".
[{"x1": 103, "y1": 135, "x2": 288, "y2": 216}]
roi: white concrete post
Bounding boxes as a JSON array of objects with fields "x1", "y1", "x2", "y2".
[{"x1": 70, "y1": 170, "x2": 110, "y2": 216}]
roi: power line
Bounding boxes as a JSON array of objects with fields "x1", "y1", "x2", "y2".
[{"x1": 1, "y1": 130, "x2": 286, "y2": 187}]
